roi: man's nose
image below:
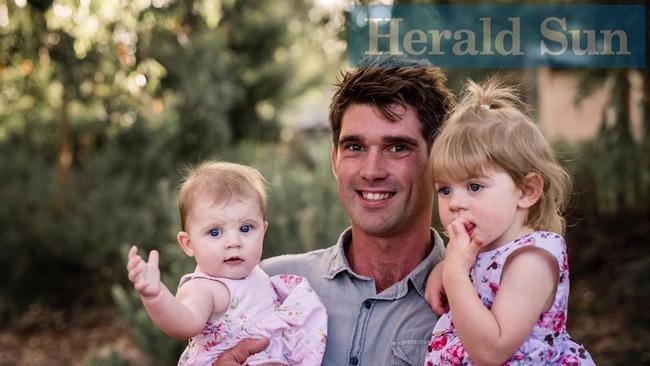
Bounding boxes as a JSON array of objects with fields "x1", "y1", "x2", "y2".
[{"x1": 359, "y1": 149, "x2": 388, "y2": 181}]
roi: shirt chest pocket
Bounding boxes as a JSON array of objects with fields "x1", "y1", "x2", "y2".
[{"x1": 390, "y1": 340, "x2": 428, "y2": 366}]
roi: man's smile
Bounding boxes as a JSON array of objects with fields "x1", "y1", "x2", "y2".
[{"x1": 359, "y1": 191, "x2": 395, "y2": 201}]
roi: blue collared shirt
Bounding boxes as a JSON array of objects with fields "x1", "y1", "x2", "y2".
[{"x1": 261, "y1": 228, "x2": 445, "y2": 366}]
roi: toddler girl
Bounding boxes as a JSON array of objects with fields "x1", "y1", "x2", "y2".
[
  {"x1": 424, "y1": 80, "x2": 594, "y2": 365},
  {"x1": 127, "y1": 161, "x2": 327, "y2": 366}
]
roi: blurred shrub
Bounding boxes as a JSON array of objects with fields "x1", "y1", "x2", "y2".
[
  {"x1": 560, "y1": 132, "x2": 650, "y2": 364},
  {"x1": 0, "y1": 0, "x2": 331, "y2": 321},
  {"x1": 82, "y1": 347, "x2": 130, "y2": 366},
  {"x1": 0, "y1": 120, "x2": 177, "y2": 319},
  {"x1": 112, "y1": 284, "x2": 184, "y2": 366}
]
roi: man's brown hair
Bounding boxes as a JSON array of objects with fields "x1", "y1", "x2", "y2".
[{"x1": 329, "y1": 55, "x2": 454, "y2": 150}]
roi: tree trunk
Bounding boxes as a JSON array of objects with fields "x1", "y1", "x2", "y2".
[{"x1": 57, "y1": 69, "x2": 72, "y2": 188}]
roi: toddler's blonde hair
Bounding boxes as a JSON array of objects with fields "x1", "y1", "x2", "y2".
[
  {"x1": 429, "y1": 79, "x2": 571, "y2": 234},
  {"x1": 178, "y1": 161, "x2": 267, "y2": 230}
]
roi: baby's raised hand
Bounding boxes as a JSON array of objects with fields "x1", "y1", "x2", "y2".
[
  {"x1": 443, "y1": 219, "x2": 485, "y2": 275},
  {"x1": 127, "y1": 245, "x2": 161, "y2": 300}
]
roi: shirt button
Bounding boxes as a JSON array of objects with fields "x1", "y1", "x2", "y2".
[
  {"x1": 350, "y1": 356, "x2": 359, "y2": 365},
  {"x1": 362, "y1": 300, "x2": 372, "y2": 309}
]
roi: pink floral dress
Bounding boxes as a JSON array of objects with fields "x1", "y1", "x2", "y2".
[
  {"x1": 425, "y1": 231, "x2": 594, "y2": 365},
  {"x1": 177, "y1": 266, "x2": 327, "y2": 366}
]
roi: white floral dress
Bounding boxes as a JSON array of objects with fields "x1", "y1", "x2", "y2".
[
  {"x1": 177, "y1": 266, "x2": 327, "y2": 366},
  {"x1": 425, "y1": 231, "x2": 594, "y2": 365}
]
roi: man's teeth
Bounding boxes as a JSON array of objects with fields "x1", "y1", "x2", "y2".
[{"x1": 362, "y1": 192, "x2": 390, "y2": 200}]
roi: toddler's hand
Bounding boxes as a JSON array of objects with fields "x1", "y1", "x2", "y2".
[
  {"x1": 443, "y1": 219, "x2": 485, "y2": 276},
  {"x1": 127, "y1": 245, "x2": 161, "y2": 300},
  {"x1": 425, "y1": 261, "x2": 449, "y2": 315}
]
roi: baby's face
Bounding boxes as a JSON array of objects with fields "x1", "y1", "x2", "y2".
[{"x1": 180, "y1": 194, "x2": 266, "y2": 279}]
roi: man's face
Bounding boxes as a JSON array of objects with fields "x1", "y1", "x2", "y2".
[{"x1": 331, "y1": 103, "x2": 434, "y2": 238}]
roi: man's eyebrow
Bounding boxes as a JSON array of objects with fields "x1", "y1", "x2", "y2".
[
  {"x1": 338, "y1": 134, "x2": 421, "y2": 147},
  {"x1": 338, "y1": 135, "x2": 362, "y2": 145},
  {"x1": 384, "y1": 136, "x2": 420, "y2": 146}
]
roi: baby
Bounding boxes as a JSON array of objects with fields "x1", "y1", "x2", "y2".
[{"x1": 127, "y1": 161, "x2": 327, "y2": 366}]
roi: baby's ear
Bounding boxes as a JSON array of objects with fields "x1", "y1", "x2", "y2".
[
  {"x1": 263, "y1": 220, "x2": 269, "y2": 232},
  {"x1": 176, "y1": 231, "x2": 194, "y2": 257},
  {"x1": 518, "y1": 172, "x2": 543, "y2": 209}
]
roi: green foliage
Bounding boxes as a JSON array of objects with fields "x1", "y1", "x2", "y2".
[
  {"x1": 0, "y1": 121, "x2": 177, "y2": 315},
  {"x1": 82, "y1": 347, "x2": 130, "y2": 366},
  {"x1": 559, "y1": 112, "x2": 650, "y2": 363},
  {"x1": 112, "y1": 285, "x2": 185, "y2": 365},
  {"x1": 566, "y1": 70, "x2": 650, "y2": 215},
  {"x1": 0, "y1": 0, "x2": 335, "y2": 319}
]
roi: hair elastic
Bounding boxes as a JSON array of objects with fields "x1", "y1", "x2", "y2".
[{"x1": 480, "y1": 104, "x2": 491, "y2": 110}]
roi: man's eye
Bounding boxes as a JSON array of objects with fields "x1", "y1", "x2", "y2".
[
  {"x1": 240, "y1": 225, "x2": 253, "y2": 233},
  {"x1": 209, "y1": 228, "x2": 222, "y2": 237},
  {"x1": 390, "y1": 144, "x2": 407, "y2": 153},
  {"x1": 468, "y1": 183, "x2": 482, "y2": 192},
  {"x1": 345, "y1": 144, "x2": 363, "y2": 152},
  {"x1": 438, "y1": 187, "x2": 452, "y2": 196}
]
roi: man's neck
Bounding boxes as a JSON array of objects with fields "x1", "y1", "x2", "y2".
[{"x1": 346, "y1": 226, "x2": 432, "y2": 293}]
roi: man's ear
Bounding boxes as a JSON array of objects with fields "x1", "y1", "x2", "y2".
[
  {"x1": 177, "y1": 231, "x2": 194, "y2": 257},
  {"x1": 518, "y1": 172, "x2": 544, "y2": 209},
  {"x1": 331, "y1": 146, "x2": 339, "y2": 178}
]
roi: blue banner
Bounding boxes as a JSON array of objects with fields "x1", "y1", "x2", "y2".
[{"x1": 348, "y1": 5, "x2": 645, "y2": 68}]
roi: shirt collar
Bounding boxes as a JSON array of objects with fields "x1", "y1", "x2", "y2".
[
  {"x1": 324, "y1": 228, "x2": 355, "y2": 279},
  {"x1": 407, "y1": 229, "x2": 445, "y2": 297},
  {"x1": 324, "y1": 227, "x2": 445, "y2": 298}
]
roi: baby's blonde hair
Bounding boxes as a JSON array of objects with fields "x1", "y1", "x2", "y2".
[
  {"x1": 429, "y1": 78, "x2": 571, "y2": 234},
  {"x1": 178, "y1": 161, "x2": 268, "y2": 230}
]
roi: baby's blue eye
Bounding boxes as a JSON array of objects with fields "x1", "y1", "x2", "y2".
[
  {"x1": 438, "y1": 187, "x2": 452, "y2": 196},
  {"x1": 468, "y1": 183, "x2": 482, "y2": 192},
  {"x1": 240, "y1": 224, "x2": 253, "y2": 233},
  {"x1": 209, "y1": 228, "x2": 222, "y2": 237}
]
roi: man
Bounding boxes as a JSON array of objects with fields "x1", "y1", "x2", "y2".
[{"x1": 216, "y1": 55, "x2": 454, "y2": 366}]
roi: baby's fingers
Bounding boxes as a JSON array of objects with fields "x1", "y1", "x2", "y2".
[
  {"x1": 446, "y1": 222, "x2": 458, "y2": 244},
  {"x1": 126, "y1": 257, "x2": 143, "y2": 275},
  {"x1": 470, "y1": 236, "x2": 485, "y2": 249},
  {"x1": 425, "y1": 287, "x2": 448, "y2": 315},
  {"x1": 452, "y1": 220, "x2": 471, "y2": 240},
  {"x1": 128, "y1": 245, "x2": 138, "y2": 259},
  {"x1": 127, "y1": 264, "x2": 145, "y2": 283},
  {"x1": 134, "y1": 280, "x2": 150, "y2": 293},
  {"x1": 431, "y1": 296, "x2": 449, "y2": 316},
  {"x1": 127, "y1": 248, "x2": 144, "y2": 272},
  {"x1": 147, "y1": 250, "x2": 159, "y2": 268}
]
